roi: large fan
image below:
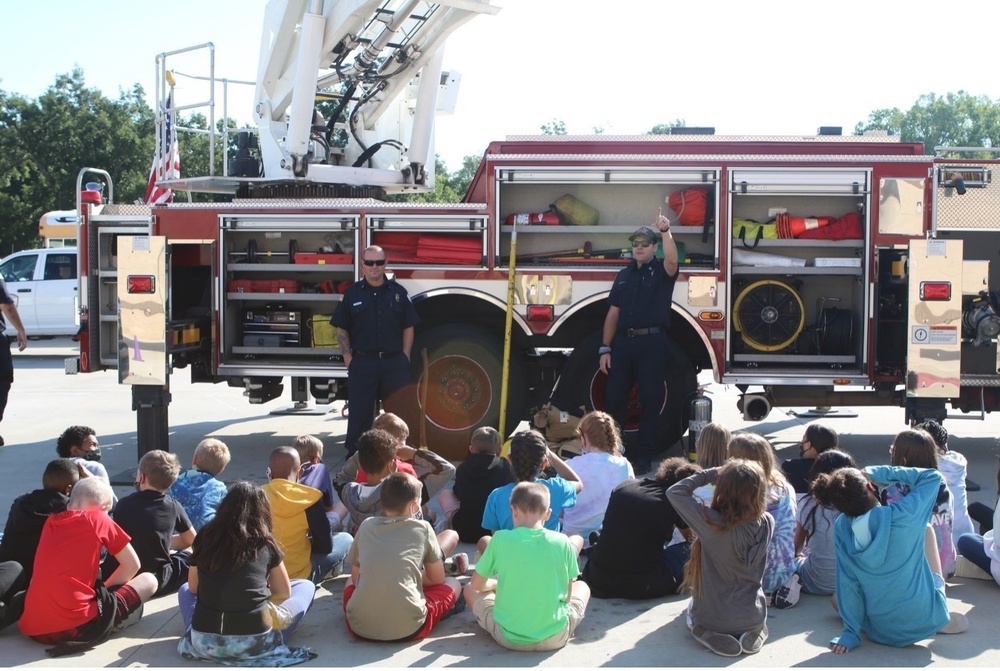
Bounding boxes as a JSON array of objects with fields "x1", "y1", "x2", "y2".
[{"x1": 733, "y1": 280, "x2": 805, "y2": 352}]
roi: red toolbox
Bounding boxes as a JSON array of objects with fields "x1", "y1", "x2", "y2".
[{"x1": 293, "y1": 252, "x2": 353, "y2": 265}]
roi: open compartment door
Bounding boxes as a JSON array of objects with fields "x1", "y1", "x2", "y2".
[{"x1": 906, "y1": 238, "x2": 962, "y2": 397}]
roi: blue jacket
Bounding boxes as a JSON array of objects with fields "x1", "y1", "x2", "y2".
[
  {"x1": 168, "y1": 470, "x2": 227, "y2": 531},
  {"x1": 832, "y1": 466, "x2": 949, "y2": 650}
]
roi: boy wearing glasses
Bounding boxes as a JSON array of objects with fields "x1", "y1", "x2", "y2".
[
  {"x1": 598, "y1": 215, "x2": 679, "y2": 475},
  {"x1": 331, "y1": 245, "x2": 420, "y2": 457}
]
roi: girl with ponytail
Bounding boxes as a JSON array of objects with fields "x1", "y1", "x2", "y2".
[{"x1": 562, "y1": 411, "x2": 633, "y2": 542}]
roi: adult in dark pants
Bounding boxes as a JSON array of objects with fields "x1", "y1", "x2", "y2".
[
  {"x1": 331, "y1": 245, "x2": 419, "y2": 457},
  {"x1": 599, "y1": 216, "x2": 678, "y2": 474},
  {"x1": 0, "y1": 275, "x2": 28, "y2": 447}
]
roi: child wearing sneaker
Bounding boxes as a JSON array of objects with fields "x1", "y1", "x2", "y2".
[
  {"x1": 728, "y1": 433, "x2": 798, "y2": 596},
  {"x1": 811, "y1": 462, "x2": 968, "y2": 653},
  {"x1": 19, "y1": 478, "x2": 158, "y2": 655},
  {"x1": 956, "y1": 461, "x2": 1000, "y2": 585},
  {"x1": 774, "y1": 450, "x2": 857, "y2": 609},
  {"x1": 667, "y1": 460, "x2": 773, "y2": 657},
  {"x1": 343, "y1": 472, "x2": 463, "y2": 641},
  {"x1": 464, "y1": 481, "x2": 590, "y2": 651}
]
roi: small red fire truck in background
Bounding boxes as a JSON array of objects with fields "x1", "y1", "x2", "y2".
[{"x1": 71, "y1": 1, "x2": 1000, "y2": 460}]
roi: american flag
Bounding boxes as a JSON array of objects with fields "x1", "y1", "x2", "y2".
[{"x1": 144, "y1": 93, "x2": 180, "y2": 205}]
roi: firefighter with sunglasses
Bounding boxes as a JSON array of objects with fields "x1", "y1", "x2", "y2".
[
  {"x1": 598, "y1": 215, "x2": 679, "y2": 474},
  {"x1": 332, "y1": 246, "x2": 419, "y2": 456}
]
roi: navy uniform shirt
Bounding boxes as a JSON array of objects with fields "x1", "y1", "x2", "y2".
[
  {"x1": 0, "y1": 277, "x2": 11, "y2": 330},
  {"x1": 330, "y1": 278, "x2": 420, "y2": 353},
  {"x1": 607, "y1": 260, "x2": 678, "y2": 331}
]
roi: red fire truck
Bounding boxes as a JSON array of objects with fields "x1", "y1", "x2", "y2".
[{"x1": 72, "y1": 1, "x2": 1000, "y2": 460}]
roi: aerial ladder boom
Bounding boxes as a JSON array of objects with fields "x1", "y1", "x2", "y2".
[{"x1": 255, "y1": 0, "x2": 498, "y2": 191}]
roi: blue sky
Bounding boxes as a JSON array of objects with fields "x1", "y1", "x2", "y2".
[{"x1": 3, "y1": 0, "x2": 1000, "y2": 171}]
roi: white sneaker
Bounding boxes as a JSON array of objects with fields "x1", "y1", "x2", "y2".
[
  {"x1": 773, "y1": 574, "x2": 802, "y2": 609},
  {"x1": 939, "y1": 612, "x2": 969, "y2": 634}
]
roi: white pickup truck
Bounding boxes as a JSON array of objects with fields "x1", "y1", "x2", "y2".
[{"x1": 1, "y1": 248, "x2": 79, "y2": 337}]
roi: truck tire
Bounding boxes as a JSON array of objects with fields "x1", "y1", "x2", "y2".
[
  {"x1": 410, "y1": 325, "x2": 524, "y2": 461},
  {"x1": 553, "y1": 331, "x2": 697, "y2": 454}
]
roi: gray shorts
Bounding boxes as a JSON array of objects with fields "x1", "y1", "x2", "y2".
[{"x1": 471, "y1": 591, "x2": 587, "y2": 651}]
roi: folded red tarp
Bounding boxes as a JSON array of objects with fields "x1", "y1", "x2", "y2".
[{"x1": 373, "y1": 232, "x2": 421, "y2": 252}]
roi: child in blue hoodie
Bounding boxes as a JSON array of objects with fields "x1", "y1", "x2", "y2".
[
  {"x1": 811, "y1": 463, "x2": 968, "y2": 653},
  {"x1": 168, "y1": 439, "x2": 230, "y2": 531}
]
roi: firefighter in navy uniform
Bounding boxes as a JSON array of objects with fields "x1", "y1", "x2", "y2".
[
  {"x1": 599, "y1": 217, "x2": 679, "y2": 474},
  {"x1": 331, "y1": 245, "x2": 419, "y2": 456}
]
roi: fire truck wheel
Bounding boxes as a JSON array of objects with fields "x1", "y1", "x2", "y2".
[
  {"x1": 410, "y1": 325, "x2": 525, "y2": 461},
  {"x1": 553, "y1": 332, "x2": 697, "y2": 453}
]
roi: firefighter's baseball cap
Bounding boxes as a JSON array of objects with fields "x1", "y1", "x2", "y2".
[{"x1": 629, "y1": 226, "x2": 658, "y2": 243}]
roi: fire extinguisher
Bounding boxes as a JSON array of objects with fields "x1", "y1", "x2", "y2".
[{"x1": 687, "y1": 387, "x2": 713, "y2": 463}]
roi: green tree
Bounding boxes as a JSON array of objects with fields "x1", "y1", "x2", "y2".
[
  {"x1": 446, "y1": 154, "x2": 482, "y2": 199},
  {"x1": 390, "y1": 155, "x2": 462, "y2": 203},
  {"x1": 855, "y1": 91, "x2": 1000, "y2": 154},
  {"x1": 649, "y1": 119, "x2": 686, "y2": 134},
  {"x1": 541, "y1": 119, "x2": 567, "y2": 135},
  {"x1": 0, "y1": 68, "x2": 153, "y2": 252}
]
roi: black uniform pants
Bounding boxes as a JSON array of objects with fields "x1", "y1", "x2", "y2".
[
  {"x1": 345, "y1": 352, "x2": 411, "y2": 456},
  {"x1": 0, "y1": 333, "x2": 13, "y2": 423},
  {"x1": 605, "y1": 330, "x2": 668, "y2": 462}
]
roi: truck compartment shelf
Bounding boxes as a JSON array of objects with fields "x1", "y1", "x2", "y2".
[
  {"x1": 227, "y1": 263, "x2": 354, "y2": 272},
  {"x1": 733, "y1": 353, "x2": 857, "y2": 363},
  {"x1": 499, "y1": 224, "x2": 710, "y2": 235},
  {"x1": 231, "y1": 346, "x2": 342, "y2": 356},
  {"x1": 227, "y1": 292, "x2": 343, "y2": 302},
  {"x1": 732, "y1": 266, "x2": 862, "y2": 276}
]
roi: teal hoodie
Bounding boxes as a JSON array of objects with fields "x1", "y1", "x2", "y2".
[{"x1": 831, "y1": 466, "x2": 949, "y2": 650}]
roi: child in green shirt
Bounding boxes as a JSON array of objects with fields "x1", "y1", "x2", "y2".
[{"x1": 463, "y1": 481, "x2": 589, "y2": 651}]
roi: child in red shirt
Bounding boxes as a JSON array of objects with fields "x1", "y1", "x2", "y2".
[{"x1": 19, "y1": 477, "x2": 158, "y2": 655}]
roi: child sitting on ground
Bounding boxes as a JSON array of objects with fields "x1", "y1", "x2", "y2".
[
  {"x1": 168, "y1": 438, "x2": 230, "y2": 531},
  {"x1": 667, "y1": 460, "x2": 773, "y2": 657},
  {"x1": 728, "y1": 433, "x2": 797, "y2": 598},
  {"x1": 812, "y1": 462, "x2": 968, "y2": 653},
  {"x1": 263, "y1": 447, "x2": 354, "y2": 585},
  {"x1": 582, "y1": 457, "x2": 700, "y2": 600},
  {"x1": 464, "y1": 481, "x2": 590, "y2": 651},
  {"x1": 292, "y1": 434, "x2": 348, "y2": 533},
  {"x1": 337, "y1": 428, "x2": 455, "y2": 533},
  {"x1": 882, "y1": 428, "x2": 956, "y2": 577},
  {"x1": 957, "y1": 461, "x2": 1000, "y2": 585},
  {"x1": 480, "y1": 430, "x2": 583, "y2": 555},
  {"x1": 55, "y1": 425, "x2": 116, "y2": 505},
  {"x1": 19, "y1": 477, "x2": 158, "y2": 656},
  {"x1": 177, "y1": 481, "x2": 318, "y2": 666},
  {"x1": 781, "y1": 423, "x2": 839, "y2": 496},
  {"x1": 437, "y1": 427, "x2": 515, "y2": 544},
  {"x1": 101, "y1": 450, "x2": 196, "y2": 598},
  {"x1": 343, "y1": 472, "x2": 463, "y2": 642},
  {"x1": 774, "y1": 449, "x2": 857, "y2": 608},
  {"x1": 0, "y1": 458, "x2": 80, "y2": 585},
  {"x1": 561, "y1": 411, "x2": 633, "y2": 543},
  {"x1": 918, "y1": 420, "x2": 975, "y2": 543}
]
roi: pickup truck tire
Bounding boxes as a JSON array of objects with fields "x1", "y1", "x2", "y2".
[
  {"x1": 553, "y1": 331, "x2": 697, "y2": 455},
  {"x1": 410, "y1": 324, "x2": 524, "y2": 461}
]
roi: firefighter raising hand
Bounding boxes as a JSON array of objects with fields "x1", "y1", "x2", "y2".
[{"x1": 655, "y1": 207, "x2": 671, "y2": 233}]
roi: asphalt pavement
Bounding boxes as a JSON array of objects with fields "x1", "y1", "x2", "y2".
[{"x1": 1, "y1": 337, "x2": 998, "y2": 667}]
